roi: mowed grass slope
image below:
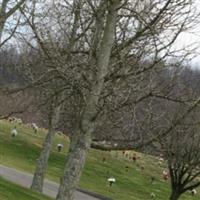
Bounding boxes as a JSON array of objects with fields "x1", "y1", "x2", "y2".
[
  {"x1": 0, "y1": 176, "x2": 52, "y2": 200},
  {"x1": 0, "y1": 120, "x2": 199, "y2": 200}
]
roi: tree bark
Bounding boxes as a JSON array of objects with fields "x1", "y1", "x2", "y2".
[
  {"x1": 0, "y1": 1, "x2": 7, "y2": 43},
  {"x1": 169, "y1": 190, "x2": 181, "y2": 200},
  {"x1": 30, "y1": 104, "x2": 61, "y2": 192},
  {"x1": 0, "y1": 21, "x2": 4, "y2": 42},
  {"x1": 56, "y1": 130, "x2": 91, "y2": 200}
]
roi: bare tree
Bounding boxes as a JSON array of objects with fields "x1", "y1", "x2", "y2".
[
  {"x1": 159, "y1": 108, "x2": 200, "y2": 200},
  {"x1": 15, "y1": 0, "x2": 199, "y2": 199},
  {"x1": 23, "y1": 0, "x2": 84, "y2": 192},
  {"x1": 136, "y1": 70, "x2": 200, "y2": 200},
  {"x1": 0, "y1": 0, "x2": 26, "y2": 46}
]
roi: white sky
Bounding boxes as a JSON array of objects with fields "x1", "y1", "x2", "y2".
[
  {"x1": 173, "y1": 0, "x2": 200, "y2": 68},
  {"x1": 174, "y1": 28, "x2": 200, "y2": 68}
]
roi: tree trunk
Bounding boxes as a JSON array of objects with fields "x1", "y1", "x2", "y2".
[
  {"x1": 0, "y1": 17, "x2": 5, "y2": 43},
  {"x1": 0, "y1": 2, "x2": 6, "y2": 43},
  {"x1": 31, "y1": 105, "x2": 61, "y2": 192},
  {"x1": 169, "y1": 190, "x2": 181, "y2": 200},
  {"x1": 56, "y1": 131, "x2": 91, "y2": 200}
]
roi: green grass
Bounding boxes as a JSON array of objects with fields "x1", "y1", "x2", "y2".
[
  {"x1": 0, "y1": 120, "x2": 199, "y2": 200},
  {"x1": 0, "y1": 176, "x2": 52, "y2": 200}
]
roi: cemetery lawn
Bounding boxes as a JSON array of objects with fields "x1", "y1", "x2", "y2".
[
  {"x1": 0, "y1": 120, "x2": 199, "y2": 200},
  {"x1": 0, "y1": 176, "x2": 52, "y2": 200}
]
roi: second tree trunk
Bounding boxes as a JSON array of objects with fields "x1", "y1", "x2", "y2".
[{"x1": 31, "y1": 105, "x2": 61, "y2": 192}]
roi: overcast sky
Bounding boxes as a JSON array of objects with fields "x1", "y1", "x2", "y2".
[
  {"x1": 175, "y1": 27, "x2": 200, "y2": 68},
  {"x1": 173, "y1": 0, "x2": 200, "y2": 68}
]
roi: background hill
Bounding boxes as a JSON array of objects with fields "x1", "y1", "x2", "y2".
[{"x1": 0, "y1": 120, "x2": 199, "y2": 200}]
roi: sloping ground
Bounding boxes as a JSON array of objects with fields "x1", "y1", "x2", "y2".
[
  {"x1": 0, "y1": 176, "x2": 52, "y2": 200},
  {"x1": 0, "y1": 120, "x2": 199, "y2": 200}
]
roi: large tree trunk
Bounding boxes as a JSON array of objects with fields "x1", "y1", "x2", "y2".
[
  {"x1": 56, "y1": 1, "x2": 120, "y2": 199},
  {"x1": 31, "y1": 104, "x2": 61, "y2": 192},
  {"x1": 91, "y1": 139, "x2": 140, "y2": 151},
  {"x1": 169, "y1": 190, "x2": 181, "y2": 200},
  {"x1": 56, "y1": 131, "x2": 91, "y2": 200}
]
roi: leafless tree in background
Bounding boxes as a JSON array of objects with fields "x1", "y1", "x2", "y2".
[
  {"x1": 0, "y1": 0, "x2": 26, "y2": 47},
  {"x1": 157, "y1": 106, "x2": 200, "y2": 200},
  {"x1": 0, "y1": 0, "x2": 27, "y2": 109},
  {"x1": 132, "y1": 70, "x2": 200, "y2": 200}
]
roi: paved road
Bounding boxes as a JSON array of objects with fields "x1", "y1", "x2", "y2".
[{"x1": 0, "y1": 165, "x2": 102, "y2": 200}]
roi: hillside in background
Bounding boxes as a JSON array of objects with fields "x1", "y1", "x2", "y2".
[{"x1": 0, "y1": 120, "x2": 199, "y2": 200}]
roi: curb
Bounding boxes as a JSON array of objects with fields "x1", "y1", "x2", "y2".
[{"x1": 77, "y1": 188, "x2": 113, "y2": 200}]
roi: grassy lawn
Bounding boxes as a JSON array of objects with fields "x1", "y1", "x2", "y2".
[
  {"x1": 0, "y1": 120, "x2": 199, "y2": 200},
  {"x1": 0, "y1": 176, "x2": 52, "y2": 200}
]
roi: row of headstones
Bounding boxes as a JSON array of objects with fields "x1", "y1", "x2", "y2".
[
  {"x1": 11, "y1": 127, "x2": 64, "y2": 153},
  {"x1": 103, "y1": 151, "x2": 198, "y2": 198}
]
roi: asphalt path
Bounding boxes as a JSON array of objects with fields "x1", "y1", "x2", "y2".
[{"x1": 0, "y1": 165, "x2": 106, "y2": 200}]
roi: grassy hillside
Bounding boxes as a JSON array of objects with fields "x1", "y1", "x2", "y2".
[
  {"x1": 0, "y1": 120, "x2": 199, "y2": 200},
  {"x1": 0, "y1": 176, "x2": 52, "y2": 200}
]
